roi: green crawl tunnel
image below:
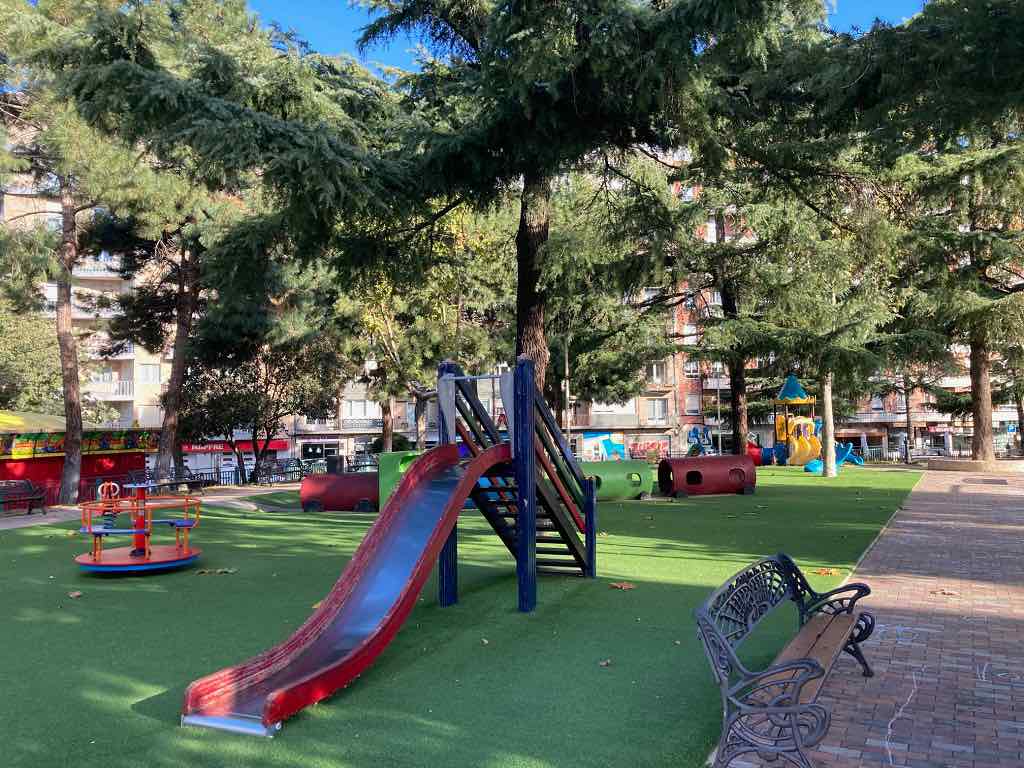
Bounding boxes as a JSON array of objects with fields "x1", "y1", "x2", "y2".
[
  {"x1": 583, "y1": 460, "x2": 654, "y2": 501},
  {"x1": 377, "y1": 450, "x2": 424, "y2": 506}
]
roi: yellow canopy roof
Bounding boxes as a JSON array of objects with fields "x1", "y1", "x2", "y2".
[{"x1": 0, "y1": 410, "x2": 99, "y2": 433}]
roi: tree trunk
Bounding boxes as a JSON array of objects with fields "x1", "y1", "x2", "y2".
[
  {"x1": 173, "y1": 443, "x2": 185, "y2": 477},
  {"x1": 820, "y1": 372, "x2": 837, "y2": 478},
  {"x1": 717, "y1": 272, "x2": 748, "y2": 456},
  {"x1": 248, "y1": 423, "x2": 262, "y2": 483},
  {"x1": 970, "y1": 333, "x2": 996, "y2": 461},
  {"x1": 414, "y1": 393, "x2": 428, "y2": 450},
  {"x1": 726, "y1": 360, "x2": 748, "y2": 455},
  {"x1": 381, "y1": 396, "x2": 394, "y2": 452},
  {"x1": 232, "y1": 443, "x2": 247, "y2": 484},
  {"x1": 1016, "y1": 391, "x2": 1024, "y2": 457},
  {"x1": 515, "y1": 169, "x2": 551, "y2": 390},
  {"x1": 904, "y1": 375, "x2": 914, "y2": 465},
  {"x1": 156, "y1": 247, "x2": 196, "y2": 474},
  {"x1": 56, "y1": 190, "x2": 83, "y2": 505}
]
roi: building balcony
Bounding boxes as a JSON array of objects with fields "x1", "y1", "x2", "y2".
[
  {"x1": 582, "y1": 413, "x2": 640, "y2": 429},
  {"x1": 294, "y1": 418, "x2": 340, "y2": 432},
  {"x1": 84, "y1": 379, "x2": 134, "y2": 400},
  {"x1": 644, "y1": 379, "x2": 673, "y2": 393},
  {"x1": 342, "y1": 418, "x2": 384, "y2": 431},
  {"x1": 84, "y1": 338, "x2": 134, "y2": 360},
  {"x1": 702, "y1": 376, "x2": 729, "y2": 390},
  {"x1": 73, "y1": 257, "x2": 122, "y2": 278}
]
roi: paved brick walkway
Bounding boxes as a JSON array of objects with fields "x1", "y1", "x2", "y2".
[{"x1": 743, "y1": 470, "x2": 1024, "y2": 768}]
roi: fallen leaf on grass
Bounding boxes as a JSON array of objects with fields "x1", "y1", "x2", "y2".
[
  {"x1": 67, "y1": 591, "x2": 82, "y2": 599},
  {"x1": 312, "y1": 601, "x2": 322, "y2": 609},
  {"x1": 597, "y1": 531, "x2": 609, "y2": 538},
  {"x1": 481, "y1": 638, "x2": 489, "y2": 646},
  {"x1": 609, "y1": 582, "x2": 636, "y2": 591},
  {"x1": 217, "y1": 568, "x2": 238, "y2": 574},
  {"x1": 598, "y1": 658, "x2": 612, "y2": 667},
  {"x1": 195, "y1": 568, "x2": 238, "y2": 576},
  {"x1": 814, "y1": 568, "x2": 839, "y2": 576}
]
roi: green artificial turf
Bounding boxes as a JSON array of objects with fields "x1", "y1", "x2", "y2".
[
  {"x1": 250, "y1": 489, "x2": 301, "y2": 507},
  {"x1": 0, "y1": 467, "x2": 919, "y2": 768}
]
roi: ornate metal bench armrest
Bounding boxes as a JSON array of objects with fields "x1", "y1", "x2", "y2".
[
  {"x1": 802, "y1": 582, "x2": 871, "y2": 620},
  {"x1": 729, "y1": 658, "x2": 825, "y2": 709}
]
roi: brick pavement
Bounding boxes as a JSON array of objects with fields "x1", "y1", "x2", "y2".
[{"x1": 740, "y1": 470, "x2": 1024, "y2": 768}]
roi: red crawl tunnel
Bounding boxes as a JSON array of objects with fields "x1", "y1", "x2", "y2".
[
  {"x1": 657, "y1": 455, "x2": 756, "y2": 498},
  {"x1": 299, "y1": 472, "x2": 379, "y2": 512}
]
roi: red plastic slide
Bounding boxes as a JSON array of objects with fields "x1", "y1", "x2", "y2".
[{"x1": 181, "y1": 442, "x2": 512, "y2": 736}]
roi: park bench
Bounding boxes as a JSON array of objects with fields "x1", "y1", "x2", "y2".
[
  {"x1": 695, "y1": 554, "x2": 875, "y2": 768},
  {"x1": 127, "y1": 468, "x2": 205, "y2": 495},
  {"x1": 0, "y1": 480, "x2": 46, "y2": 515}
]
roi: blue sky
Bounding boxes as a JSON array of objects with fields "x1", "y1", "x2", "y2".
[{"x1": 248, "y1": 1, "x2": 926, "y2": 71}]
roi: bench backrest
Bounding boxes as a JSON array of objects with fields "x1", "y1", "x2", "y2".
[
  {"x1": 694, "y1": 554, "x2": 801, "y2": 687},
  {"x1": 0, "y1": 480, "x2": 41, "y2": 498}
]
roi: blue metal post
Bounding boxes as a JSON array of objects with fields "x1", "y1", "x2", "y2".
[
  {"x1": 583, "y1": 477, "x2": 597, "y2": 578},
  {"x1": 437, "y1": 360, "x2": 459, "y2": 607},
  {"x1": 514, "y1": 355, "x2": 537, "y2": 612}
]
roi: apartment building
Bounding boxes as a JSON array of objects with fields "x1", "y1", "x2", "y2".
[
  {"x1": 1, "y1": 181, "x2": 173, "y2": 430},
  {"x1": 289, "y1": 376, "x2": 512, "y2": 462}
]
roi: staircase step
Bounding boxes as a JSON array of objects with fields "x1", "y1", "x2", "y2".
[
  {"x1": 536, "y1": 558, "x2": 581, "y2": 568},
  {"x1": 536, "y1": 547, "x2": 571, "y2": 555}
]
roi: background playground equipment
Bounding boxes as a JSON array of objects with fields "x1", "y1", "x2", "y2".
[
  {"x1": 745, "y1": 440, "x2": 775, "y2": 467},
  {"x1": 804, "y1": 442, "x2": 866, "y2": 474},
  {"x1": 377, "y1": 450, "x2": 422, "y2": 504},
  {"x1": 657, "y1": 455, "x2": 756, "y2": 498},
  {"x1": 75, "y1": 482, "x2": 201, "y2": 573},
  {"x1": 686, "y1": 424, "x2": 713, "y2": 456},
  {"x1": 583, "y1": 460, "x2": 653, "y2": 500},
  {"x1": 299, "y1": 470, "x2": 378, "y2": 513},
  {"x1": 772, "y1": 375, "x2": 822, "y2": 467},
  {"x1": 180, "y1": 356, "x2": 596, "y2": 737}
]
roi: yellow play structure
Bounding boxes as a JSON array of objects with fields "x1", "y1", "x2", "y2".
[
  {"x1": 772, "y1": 375, "x2": 822, "y2": 467},
  {"x1": 775, "y1": 414, "x2": 822, "y2": 466}
]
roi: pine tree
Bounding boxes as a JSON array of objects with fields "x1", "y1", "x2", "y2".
[
  {"x1": 50, "y1": 0, "x2": 827, "y2": 388},
  {"x1": 1, "y1": 2, "x2": 164, "y2": 502}
]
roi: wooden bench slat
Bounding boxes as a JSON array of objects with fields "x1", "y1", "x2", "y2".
[{"x1": 762, "y1": 611, "x2": 858, "y2": 703}]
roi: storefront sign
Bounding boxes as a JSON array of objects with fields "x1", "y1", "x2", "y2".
[{"x1": 180, "y1": 439, "x2": 289, "y2": 454}]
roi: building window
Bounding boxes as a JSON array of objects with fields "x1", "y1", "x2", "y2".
[
  {"x1": 896, "y1": 394, "x2": 907, "y2": 413},
  {"x1": 685, "y1": 394, "x2": 700, "y2": 415},
  {"x1": 684, "y1": 360, "x2": 699, "y2": 378},
  {"x1": 646, "y1": 361, "x2": 667, "y2": 385},
  {"x1": 647, "y1": 398, "x2": 668, "y2": 423},
  {"x1": 642, "y1": 287, "x2": 661, "y2": 303},
  {"x1": 137, "y1": 364, "x2": 161, "y2": 384},
  {"x1": 343, "y1": 400, "x2": 383, "y2": 419},
  {"x1": 870, "y1": 395, "x2": 884, "y2": 411},
  {"x1": 681, "y1": 323, "x2": 698, "y2": 341}
]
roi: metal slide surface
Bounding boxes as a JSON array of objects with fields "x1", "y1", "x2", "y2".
[{"x1": 181, "y1": 442, "x2": 512, "y2": 736}]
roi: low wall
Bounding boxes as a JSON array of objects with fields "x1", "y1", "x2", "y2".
[{"x1": 926, "y1": 457, "x2": 1024, "y2": 474}]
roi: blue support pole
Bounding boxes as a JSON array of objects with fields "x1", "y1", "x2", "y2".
[
  {"x1": 583, "y1": 477, "x2": 597, "y2": 579},
  {"x1": 514, "y1": 356, "x2": 537, "y2": 612},
  {"x1": 437, "y1": 360, "x2": 459, "y2": 607}
]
